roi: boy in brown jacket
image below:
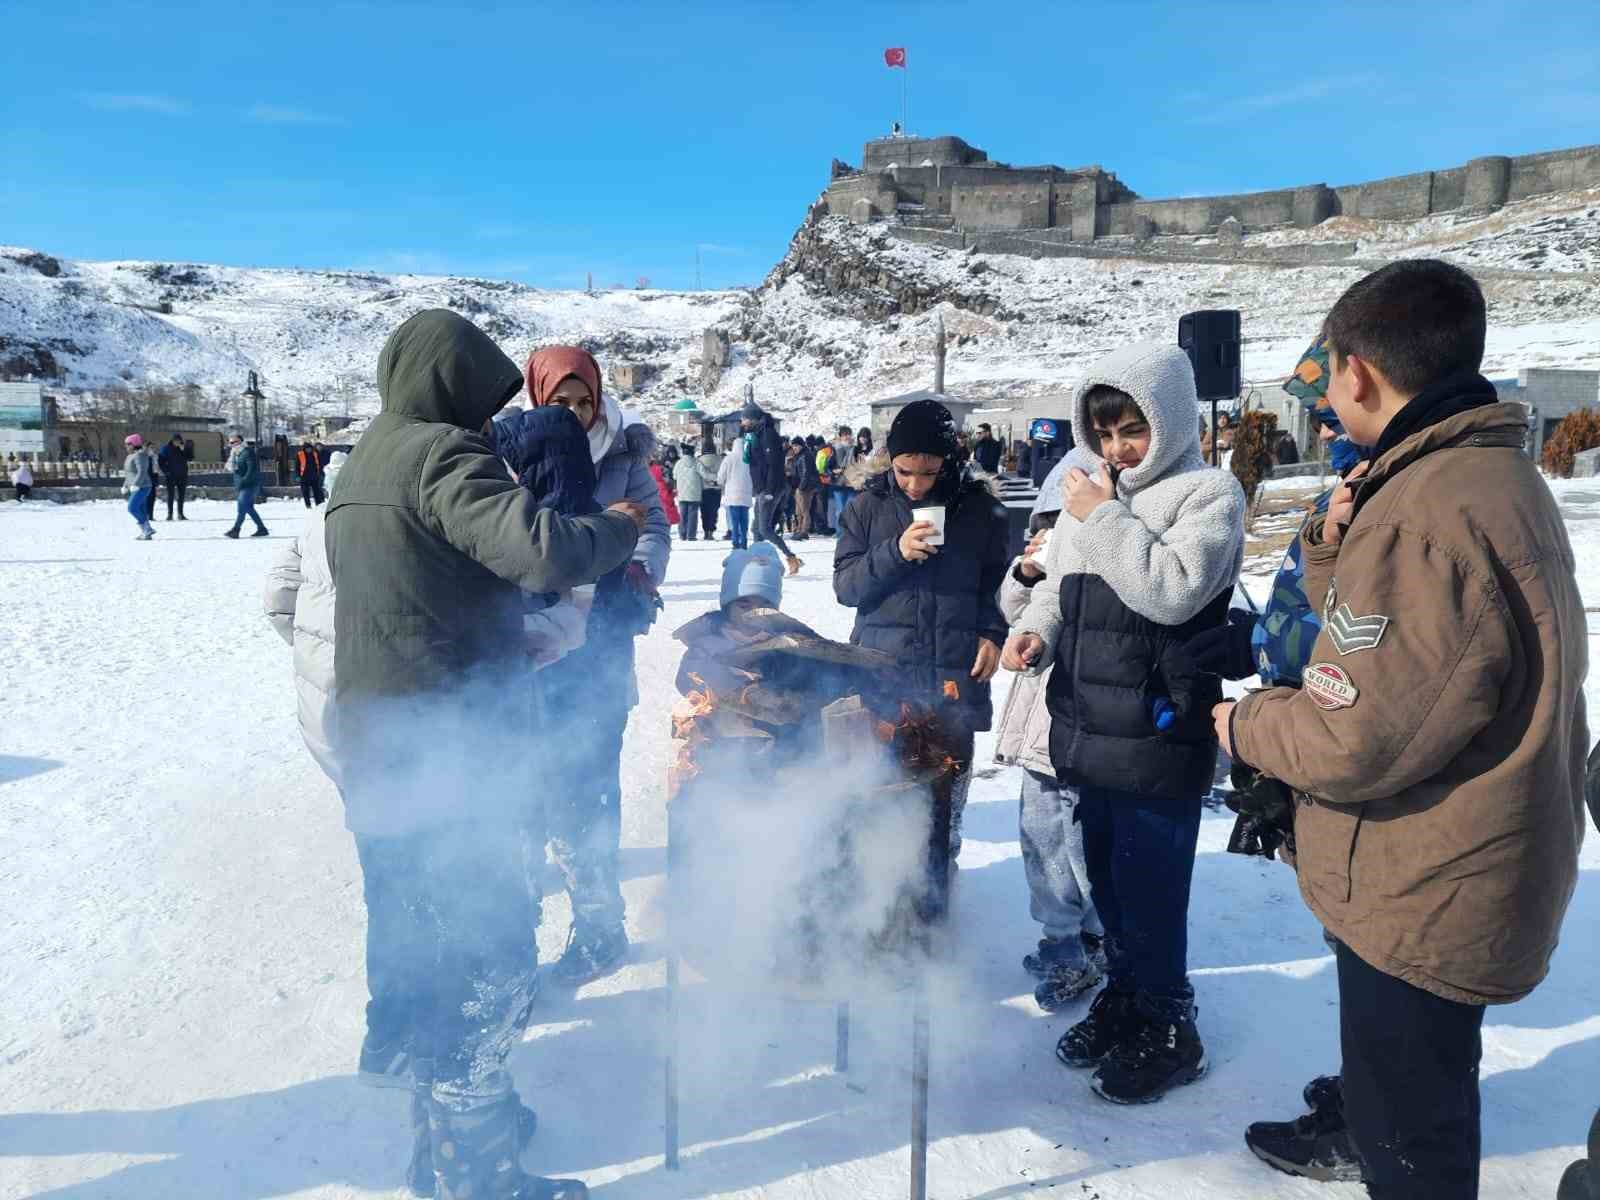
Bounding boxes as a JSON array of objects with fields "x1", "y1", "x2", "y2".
[{"x1": 1214, "y1": 259, "x2": 1588, "y2": 1200}]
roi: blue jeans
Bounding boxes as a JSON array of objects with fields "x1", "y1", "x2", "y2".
[
  {"x1": 827, "y1": 486, "x2": 855, "y2": 531},
  {"x1": 1019, "y1": 770, "x2": 1103, "y2": 950},
  {"x1": 726, "y1": 504, "x2": 749, "y2": 548},
  {"x1": 232, "y1": 489, "x2": 265, "y2": 532},
  {"x1": 1076, "y1": 786, "x2": 1201, "y2": 1015},
  {"x1": 127, "y1": 486, "x2": 152, "y2": 526}
]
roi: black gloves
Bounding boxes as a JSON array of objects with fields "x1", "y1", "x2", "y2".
[{"x1": 1182, "y1": 608, "x2": 1258, "y2": 681}]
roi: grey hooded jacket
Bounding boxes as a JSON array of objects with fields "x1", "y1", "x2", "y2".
[{"x1": 325, "y1": 310, "x2": 639, "y2": 835}]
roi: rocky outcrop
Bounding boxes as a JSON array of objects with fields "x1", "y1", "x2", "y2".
[{"x1": 759, "y1": 218, "x2": 1014, "y2": 323}]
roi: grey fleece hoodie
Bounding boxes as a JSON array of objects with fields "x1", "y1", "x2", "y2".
[{"x1": 1012, "y1": 341, "x2": 1245, "y2": 665}]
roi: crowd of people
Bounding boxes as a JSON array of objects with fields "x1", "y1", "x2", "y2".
[{"x1": 254, "y1": 259, "x2": 1592, "y2": 1200}]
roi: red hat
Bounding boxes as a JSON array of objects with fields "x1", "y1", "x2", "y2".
[{"x1": 525, "y1": 347, "x2": 603, "y2": 430}]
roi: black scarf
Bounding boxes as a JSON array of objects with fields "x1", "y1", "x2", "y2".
[{"x1": 1355, "y1": 373, "x2": 1498, "y2": 514}]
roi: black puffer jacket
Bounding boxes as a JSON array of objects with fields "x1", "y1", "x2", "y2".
[
  {"x1": 1044, "y1": 576, "x2": 1231, "y2": 800},
  {"x1": 748, "y1": 421, "x2": 788, "y2": 496},
  {"x1": 833, "y1": 470, "x2": 1010, "y2": 731}
]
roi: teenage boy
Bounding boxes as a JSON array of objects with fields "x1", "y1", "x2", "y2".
[
  {"x1": 1215, "y1": 260, "x2": 1588, "y2": 1200},
  {"x1": 1002, "y1": 342, "x2": 1245, "y2": 1104}
]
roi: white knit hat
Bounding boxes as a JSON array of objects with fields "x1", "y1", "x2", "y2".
[{"x1": 720, "y1": 543, "x2": 784, "y2": 609}]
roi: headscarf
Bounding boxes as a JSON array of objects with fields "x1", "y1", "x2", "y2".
[
  {"x1": 1286, "y1": 333, "x2": 1364, "y2": 475},
  {"x1": 526, "y1": 347, "x2": 604, "y2": 430}
]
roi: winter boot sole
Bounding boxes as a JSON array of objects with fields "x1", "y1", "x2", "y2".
[
  {"x1": 1246, "y1": 1136, "x2": 1366, "y2": 1184},
  {"x1": 1089, "y1": 1055, "x2": 1207, "y2": 1105}
]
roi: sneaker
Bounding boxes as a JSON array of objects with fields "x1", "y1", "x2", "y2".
[
  {"x1": 1245, "y1": 1077, "x2": 1364, "y2": 1183},
  {"x1": 1034, "y1": 961, "x2": 1104, "y2": 1013},
  {"x1": 551, "y1": 925, "x2": 628, "y2": 986},
  {"x1": 358, "y1": 1033, "x2": 415, "y2": 1089},
  {"x1": 1055, "y1": 987, "x2": 1138, "y2": 1068},
  {"x1": 224, "y1": 528, "x2": 240, "y2": 539},
  {"x1": 1090, "y1": 1003, "x2": 1207, "y2": 1105},
  {"x1": 251, "y1": 527, "x2": 270, "y2": 537},
  {"x1": 136, "y1": 529, "x2": 154, "y2": 540},
  {"x1": 1024, "y1": 936, "x2": 1083, "y2": 980}
]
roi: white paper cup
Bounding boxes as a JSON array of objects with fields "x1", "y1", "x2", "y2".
[
  {"x1": 1026, "y1": 526, "x2": 1053, "y2": 567},
  {"x1": 912, "y1": 504, "x2": 947, "y2": 546}
]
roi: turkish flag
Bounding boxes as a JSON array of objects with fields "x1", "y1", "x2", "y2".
[{"x1": 884, "y1": 47, "x2": 907, "y2": 68}]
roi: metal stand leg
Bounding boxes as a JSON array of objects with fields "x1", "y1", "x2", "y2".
[
  {"x1": 910, "y1": 981, "x2": 929, "y2": 1200},
  {"x1": 665, "y1": 949, "x2": 680, "y2": 1170},
  {"x1": 835, "y1": 1001, "x2": 850, "y2": 1074}
]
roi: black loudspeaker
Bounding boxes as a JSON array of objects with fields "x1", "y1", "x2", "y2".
[{"x1": 1178, "y1": 310, "x2": 1241, "y2": 401}]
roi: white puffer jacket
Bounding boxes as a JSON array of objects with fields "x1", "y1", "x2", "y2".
[{"x1": 263, "y1": 465, "x2": 342, "y2": 786}]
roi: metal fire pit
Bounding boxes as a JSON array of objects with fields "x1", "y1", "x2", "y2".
[{"x1": 663, "y1": 694, "x2": 956, "y2": 1200}]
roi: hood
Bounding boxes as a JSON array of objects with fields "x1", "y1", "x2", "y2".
[
  {"x1": 376, "y1": 309, "x2": 523, "y2": 430},
  {"x1": 590, "y1": 397, "x2": 656, "y2": 464},
  {"x1": 1031, "y1": 445, "x2": 1102, "y2": 517},
  {"x1": 1070, "y1": 341, "x2": 1204, "y2": 495},
  {"x1": 526, "y1": 346, "x2": 605, "y2": 429}
]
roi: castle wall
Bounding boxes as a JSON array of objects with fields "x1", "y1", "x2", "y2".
[
  {"x1": 837, "y1": 138, "x2": 1600, "y2": 244},
  {"x1": 1508, "y1": 145, "x2": 1600, "y2": 200}
]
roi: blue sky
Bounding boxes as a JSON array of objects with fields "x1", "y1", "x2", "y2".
[{"x1": 4, "y1": 0, "x2": 1597, "y2": 290}]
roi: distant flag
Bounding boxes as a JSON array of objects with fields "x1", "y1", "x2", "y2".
[{"x1": 884, "y1": 47, "x2": 907, "y2": 68}]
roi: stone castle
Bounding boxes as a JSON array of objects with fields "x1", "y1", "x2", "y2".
[{"x1": 824, "y1": 133, "x2": 1600, "y2": 242}]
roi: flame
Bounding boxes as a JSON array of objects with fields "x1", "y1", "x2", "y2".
[{"x1": 942, "y1": 680, "x2": 960, "y2": 701}]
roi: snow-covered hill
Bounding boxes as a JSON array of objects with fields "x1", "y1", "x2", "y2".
[
  {"x1": 5, "y1": 183, "x2": 1599, "y2": 435},
  {"x1": 701, "y1": 185, "x2": 1600, "y2": 428},
  {"x1": 0, "y1": 247, "x2": 740, "y2": 421}
]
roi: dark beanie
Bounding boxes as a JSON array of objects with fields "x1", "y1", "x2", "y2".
[{"x1": 887, "y1": 398, "x2": 958, "y2": 460}]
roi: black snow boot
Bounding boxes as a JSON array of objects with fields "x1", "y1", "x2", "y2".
[
  {"x1": 409, "y1": 1068, "x2": 538, "y2": 1198},
  {"x1": 429, "y1": 1079, "x2": 581, "y2": 1200},
  {"x1": 1244, "y1": 1074, "x2": 1365, "y2": 1183},
  {"x1": 551, "y1": 925, "x2": 628, "y2": 986},
  {"x1": 1089, "y1": 997, "x2": 1206, "y2": 1104},
  {"x1": 1055, "y1": 985, "x2": 1138, "y2": 1068}
]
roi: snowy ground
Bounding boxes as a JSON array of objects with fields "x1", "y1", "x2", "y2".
[{"x1": 2, "y1": 492, "x2": 1597, "y2": 1200}]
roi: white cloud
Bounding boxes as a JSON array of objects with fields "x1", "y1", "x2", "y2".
[
  {"x1": 82, "y1": 92, "x2": 189, "y2": 115},
  {"x1": 247, "y1": 103, "x2": 341, "y2": 125},
  {"x1": 1188, "y1": 78, "x2": 1374, "y2": 125}
]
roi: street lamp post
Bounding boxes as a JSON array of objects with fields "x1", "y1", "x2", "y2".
[{"x1": 243, "y1": 371, "x2": 264, "y2": 447}]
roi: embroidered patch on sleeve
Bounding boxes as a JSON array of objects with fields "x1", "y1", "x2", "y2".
[
  {"x1": 1326, "y1": 604, "x2": 1391, "y2": 655},
  {"x1": 1304, "y1": 663, "x2": 1360, "y2": 710}
]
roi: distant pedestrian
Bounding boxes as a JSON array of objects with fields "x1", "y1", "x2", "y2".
[
  {"x1": 650, "y1": 457, "x2": 680, "y2": 527},
  {"x1": 672, "y1": 443, "x2": 703, "y2": 540},
  {"x1": 743, "y1": 401, "x2": 802, "y2": 574},
  {"x1": 718, "y1": 432, "x2": 753, "y2": 549},
  {"x1": 13, "y1": 460, "x2": 34, "y2": 501},
  {"x1": 297, "y1": 438, "x2": 326, "y2": 507},
  {"x1": 826, "y1": 424, "x2": 857, "y2": 532},
  {"x1": 157, "y1": 434, "x2": 192, "y2": 520},
  {"x1": 697, "y1": 439, "x2": 723, "y2": 538},
  {"x1": 123, "y1": 434, "x2": 156, "y2": 540},
  {"x1": 144, "y1": 443, "x2": 161, "y2": 523},
  {"x1": 972, "y1": 423, "x2": 1003, "y2": 474},
  {"x1": 224, "y1": 434, "x2": 269, "y2": 539},
  {"x1": 786, "y1": 436, "x2": 818, "y2": 539}
]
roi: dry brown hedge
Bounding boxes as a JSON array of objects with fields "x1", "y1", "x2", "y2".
[
  {"x1": 1231, "y1": 409, "x2": 1280, "y2": 503},
  {"x1": 1542, "y1": 408, "x2": 1600, "y2": 478}
]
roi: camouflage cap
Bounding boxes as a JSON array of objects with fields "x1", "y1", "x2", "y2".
[{"x1": 1285, "y1": 333, "x2": 1343, "y2": 435}]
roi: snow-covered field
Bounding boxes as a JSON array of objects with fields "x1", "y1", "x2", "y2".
[{"x1": 2, "y1": 490, "x2": 1597, "y2": 1200}]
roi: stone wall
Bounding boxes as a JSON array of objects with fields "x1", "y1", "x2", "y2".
[{"x1": 833, "y1": 136, "x2": 1600, "y2": 246}]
